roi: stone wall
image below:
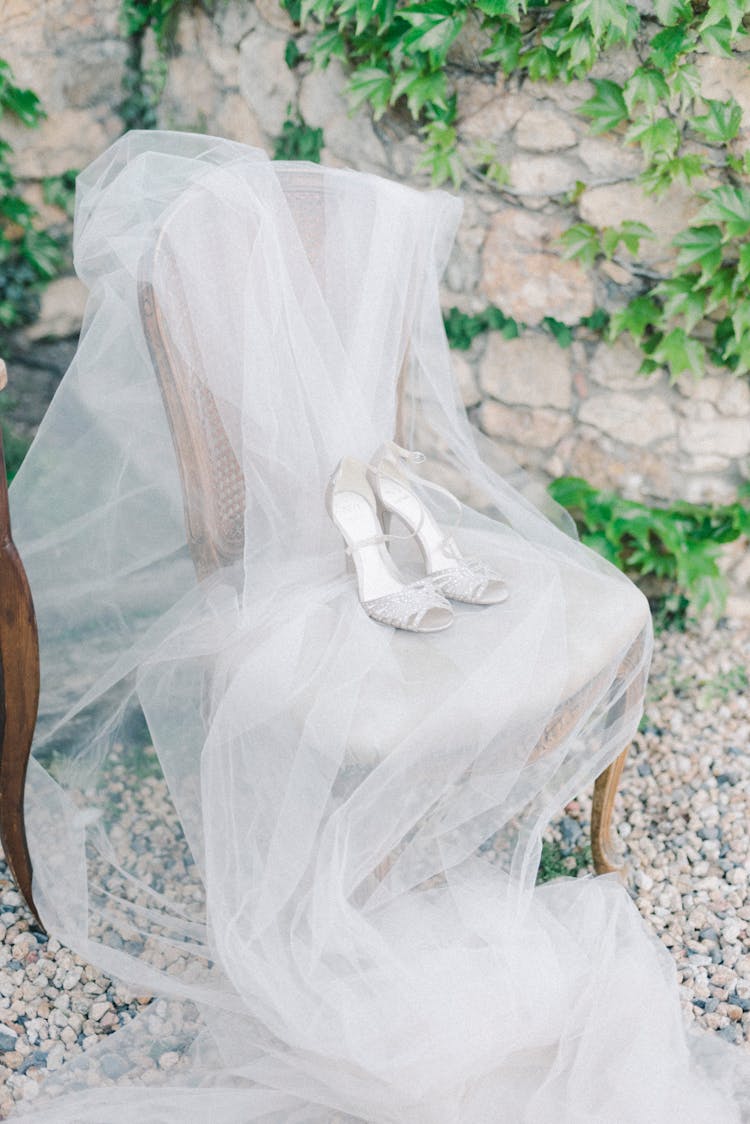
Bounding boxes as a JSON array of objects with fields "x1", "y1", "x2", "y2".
[{"x1": 2, "y1": 1, "x2": 749, "y2": 604}]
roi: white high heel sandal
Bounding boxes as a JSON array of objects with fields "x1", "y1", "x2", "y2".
[
  {"x1": 326, "y1": 457, "x2": 453, "y2": 633},
  {"x1": 367, "y1": 442, "x2": 509, "y2": 607}
]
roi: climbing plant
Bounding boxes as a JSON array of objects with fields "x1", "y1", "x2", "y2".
[
  {"x1": 0, "y1": 60, "x2": 62, "y2": 337},
  {"x1": 272, "y1": 0, "x2": 750, "y2": 381},
  {"x1": 548, "y1": 475, "x2": 750, "y2": 621}
]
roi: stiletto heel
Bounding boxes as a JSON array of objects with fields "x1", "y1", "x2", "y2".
[
  {"x1": 367, "y1": 443, "x2": 508, "y2": 606},
  {"x1": 326, "y1": 457, "x2": 453, "y2": 633}
]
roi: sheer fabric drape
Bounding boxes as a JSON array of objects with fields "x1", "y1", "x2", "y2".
[{"x1": 8, "y1": 132, "x2": 749, "y2": 1121}]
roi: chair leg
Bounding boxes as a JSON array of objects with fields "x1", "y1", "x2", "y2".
[
  {"x1": 591, "y1": 746, "x2": 629, "y2": 876},
  {"x1": 0, "y1": 428, "x2": 42, "y2": 929}
]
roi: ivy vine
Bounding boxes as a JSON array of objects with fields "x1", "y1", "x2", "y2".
[
  {"x1": 0, "y1": 60, "x2": 62, "y2": 338},
  {"x1": 549, "y1": 475, "x2": 750, "y2": 622},
  {"x1": 275, "y1": 0, "x2": 750, "y2": 382}
]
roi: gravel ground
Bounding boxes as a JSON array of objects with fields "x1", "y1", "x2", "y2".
[{"x1": 0, "y1": 618, "x2": 748, "y2": 1116}]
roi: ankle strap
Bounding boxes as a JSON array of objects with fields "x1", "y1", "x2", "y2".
[{"x1": 374, "y1": 442, "x2": 464, "y2": 529}]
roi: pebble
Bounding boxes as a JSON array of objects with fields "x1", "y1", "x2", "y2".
[
  {"x1": 0, "y1": 619, "x2": 743, "y2": 1114},
  {"x1": 543, "y1": 620, "x2": 750, "y2": 1046}
]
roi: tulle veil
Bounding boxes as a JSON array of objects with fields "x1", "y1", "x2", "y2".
[{"x1": 7, "y1": 131, "x2": 750, "y2": 1121}]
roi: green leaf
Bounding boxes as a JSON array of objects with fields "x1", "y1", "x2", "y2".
[
  {"x1": 0, "y1": 195, "x2": 34, "y2": 226},
  {"x1": 521, "y1": 45, "x2": 560, "y2": 82},
  {"x1": 649, "y1": 25, "x2": 692, "y2": 69},
  {"x1": 417, "y1": 120, "x2": 463, "y2": 186},
  {"x1": 609, "y1": 295, "x2": 662, "y2": 342},
  {"x1": 623, "y1": 66, "x2": 670, "y2": 115},
  {"x1": 0, "y1": 83, "x2": 43, "y2": 127},
  {"x1": 699, "y1": 0, "x2": 749, "y2": 36},
  {"x1": 579, "y1": 79, "x2": 628, "y2": 133},
  {"x1": 654, "y1": 0, "x2": 691, "y2": 24},
  {"x1": 690, "y1": 97, "x2": 742, "y2": 144},
  {"x1": 737, "y1": 243, "x2": 750, "y2": 280},
  {"x1": 346, "y1": 67, "x2": 393, "y2": 117},
  {"x1": 651, "y1": 327, "x2": 706, "y2": 378},
  {"x1": 547, "y1": 475, "x2": 599, "y2": 510},
  {"x1": 568, "y1": 0, "x2": 632, "y2": 39},
  {"x1": 721, "y1": 321, "x2": 750, "y2": 375},
  {"x1": 580, "y1": 308, "x2": 611, "y2": 333},
  {"x1": 556, "y1": 25, "x2": 599, "y2": 71},
  {"x1": 400, "y1": 2, "x2": 466, "y2": 59},
  {"x1": 703, "y1": 265, "x2": 739, "y2": 313},
  {"x1": 618, "y1": 220, "x2": 655, "y2": 255},
  {"x1": 697, "y1": 185, "x2": 750, "y2": 239},
  {"x1": 476, "y1": 0, "x2": 523, "y2": 15},
  {"x1": 730, "y1": 303, "x2": 750, "y2": 357},
  {"x1": 672, "y1": 224, "x2": 723, "y2": 280},
  {"x1": 284, "y1": 37, "x2": 302, "y2": 68},
  {"x1": 639, "y1": 152, "x2": 704, "y2": 195},
  {"x1": 542, "y1": 316, "x2": 574, "y2": 347},
  {"x1": 481, "y1": 23, "x2": 522, "y2": 70},
  {"x1": 625, "y1": 116, "x2": 680, "y2": 161},
  {"x1": 392, "y1": 67, "x2": 448, "y2": 116},
  {"x1": 308, "y1": 26, "x2": 348, "y2": 67},
  {"x1": 558, "y1": 222, "x2": 600, "y2": 267},
  {"x1": 669, "y1": 63, "x2": 702, "y2": 107},
  {"x1": 601, "y1": 227, "x2": 620, "y2": 258},
  {"x1": 20, "y1": 230, "x2": 62, "y2": 280},
  {"x1": 653, "y1": 275, "x2": 707, "y2": 332},
  {"x1": 700, "y1": 18, "x2": 735, "y2": 55}
]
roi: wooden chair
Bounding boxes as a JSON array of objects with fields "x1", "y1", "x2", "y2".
[
  {"x1": 0, "y1": 183, "x2": 647, "y2": 923},
  {"x1": 0, "y1": 358, "x2": 42, "y2": 926},
  {"x1": 135, "y1": 185, "x2": 647, "y2": 879}
]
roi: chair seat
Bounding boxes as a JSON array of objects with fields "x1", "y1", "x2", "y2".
[{"x1": 336, "y1": 535, "x2": 650, "y2": 768}]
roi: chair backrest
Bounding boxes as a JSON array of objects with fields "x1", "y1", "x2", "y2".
[
  {"x1": 138, "y1": 244, "x2": 246, "y2": 580},
  {"x1": 138, "y1": 179, "x2": 409, "y2": 581}
]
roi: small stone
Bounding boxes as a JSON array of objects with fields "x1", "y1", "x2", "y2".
[
  {"x1": 238, "y1": 32, "x2": 299, "y2": 136},
  {"x1": 509, "y1": 153, "x2": 581, "y2": 196},
  {"x1": 459, "y1": 86, "x2": 532, "y2": 143},
  {"x1": 578, "y1": 392, "x2": 676, "y2": 446},
  {"x1": 62, "y1": 967, "x2": 83, "y2": 991},
  {"x1": 600, "y1": 260, "x2": 633, "y2": 286},
  {"x1": 158, "y1": 1050, "x2": 180, "y2": 1070},
  {"x1": 451, "y1": 352, "x2": 481, "y2": 408},
  {"x1": 481, "y1": 209, "x2": 595, "y2": 327},
  {"x1": 213, "y1": 93, "x2": 264, "y2": 147},
  {"x1": 26, "y1": 277, "x2": 88, "y2": 342},
  {"x1": 589, "y1": 339, "x2": 661, "y2": 392},
  {"x1": 578, "y1": 137, "x2": 643, "y2": 179},
  {"x1": 46, "y1": 1043, "x2": 66, "y2": 1072},
  {"x1": 479, "y1": 334, "x2": 572, "y2": 409},
  {"x1": 678, "y1": 414, "x2": 750, "y2": 460},
  {"x1": 0, "y1": 1025, "x2": 18, "y2": 1051},
  {"x1": 579, "y1": 180, "x2": 700, "y2": 268},
  {"x1": 479, "y1": 401, "x2": 573, "y2": 448},
  {"x1": 101, "y1": 1053, "x2": 130, "y2": 1080},
  {"x1": 515, "y1": 107, "x2": 577, "y2": 152}
]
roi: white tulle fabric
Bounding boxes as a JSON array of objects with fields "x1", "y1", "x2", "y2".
[{"x1": 9, "y1": 132, "x2": 750, "y2": 1121}]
